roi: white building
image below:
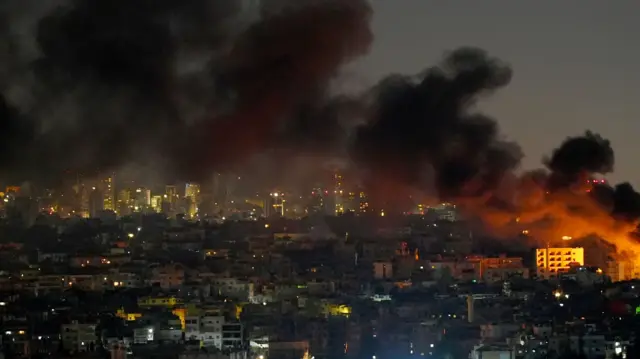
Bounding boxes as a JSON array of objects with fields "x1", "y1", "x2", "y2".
[
  {"x1": 183, "y1": 315, "x2": 243, "y2": 350},
  {"x1": 211, "y1": 278, "x2": 254, "y2": 301},
  {"x1": 196, "y1": 331, "x2": 223, "y2": 349},
  {"x1": 201, "y1": 315, "x2": 224, "y2": 332},
  {"x1": 133, "y1": 327, "x2": 154, "y2": 344},
  {"x1": 535, "y1": 247, "x2": 584, "y2": 279},
  {"x1": 185, "y1": 316, "x2": 202, "y2": 338}
]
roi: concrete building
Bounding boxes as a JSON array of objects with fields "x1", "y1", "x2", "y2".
[
  {"x1": 535, "y1": 247, "x2": 584, "y2": 279},
  {"x1": 61, "y1": 322, "x2": 98, "y2": 353},
  {"x1": 606, "y1": 259, "x2": 639, "y2": 282}
]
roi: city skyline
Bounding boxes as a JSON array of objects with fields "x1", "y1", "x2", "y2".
[{"x1": 0, "y1": 2, "x2": 639, "y2": 359}]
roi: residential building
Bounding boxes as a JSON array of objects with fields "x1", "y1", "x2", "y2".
[{"x1": 535, "y1": 247, "x2": 584, "y2": 279}]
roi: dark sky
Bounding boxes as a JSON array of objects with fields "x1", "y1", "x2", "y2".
[{"x1": 354, "y1": 0, "x2": 640, "y2": 186}]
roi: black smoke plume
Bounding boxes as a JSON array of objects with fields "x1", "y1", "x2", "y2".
[
  {"x1": 0, "y1": 0, "x2": 372, "y2": 185},
  {"x1": 351, "y1": 47, "x2": 522, "y2": 208},
  {"x1": 546, "y1": 132, "x2": 640, "y2": 224},
  {"x1": 544, "y1": 131, "x2": 614, "y2": 190}
]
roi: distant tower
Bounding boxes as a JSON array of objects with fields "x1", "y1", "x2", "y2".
[
  {"x1": 185, "y1": 183, "x2": 201, "y2": 218},
  {"x1": 270, "y1": 192, "x2": 285, "y2": 217},
  {"x1": 333, "y1": 172, "x2": 344, "y2": 215},
  {"x1": 101, "y1": 174, "x2": 115, "y2": 211},
  {"x1": 89, "y1": 188, "x2": 104, "y2": 218}
]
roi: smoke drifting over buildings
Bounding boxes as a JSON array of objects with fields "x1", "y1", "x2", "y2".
[
  {"x1": 0, "y1": 0, "x2": 372, "y2": 183},
  {"x1": 1, "y1": 0, "x2": 640, "y2": 254}
]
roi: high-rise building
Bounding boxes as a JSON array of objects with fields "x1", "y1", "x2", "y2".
[
  {"x1": 78, "y1": 184, "x2": 90, "y2": 218},
  {"x1": 535, "y1": 247, "x2": 584, "y2": 279},
  {"x1": 89, "y1": 188, "x2": 104, "y2": 218},
  {"x1": 101, "y1": 175, "x2": 115, "y2": 211},
  {"x1": 164, "y1": 185, "x2": 178, "y2": 214},
  {"x1": 185, "y1": 183, "x2": 201, "y2": 218},
  {"x1": 132, "y1": 188, "x2": 151, "y2": 211},
  {"x1": 606, "y1": 260, "x2": 640, "y2": 282},
  {"x1": 269, "y1": 191, "x2": 285, "y2": 217},
  {"x1": 151, "y1": 195, "x2": 163, "y2": 213},
  {"x1": 117, "y1": 189, "x2": 132, "y2": 216},
  {"x1": 333, "y1": 173, "x2": 344, "y2": 215},
  {"x1": 165, "y1": 185, "x2": 177, "y2": 200},
  {"x1": 358, "y1": 191, "x2": 369, "y2": 213}
]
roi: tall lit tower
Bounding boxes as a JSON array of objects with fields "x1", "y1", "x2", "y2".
[
  {"x1": 333, "y1": 172, "x2": 344, "y2": 215},
  {"x1": 165, "y1": 185, "x2": 177, "y2": 213},
  {"x1": 270, "y1": 191, "x2": 285, "y2": 217},
  {"x1": 101, "y1": 174, "x2": 115, "y2": 211},
  {"x1": 185, "y1": 183, "x2": 201, "y2": 218}
]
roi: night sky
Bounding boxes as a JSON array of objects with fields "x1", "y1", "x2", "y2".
[{"x1": 356, "y1": 0, "x2": 640, "y2": 186}]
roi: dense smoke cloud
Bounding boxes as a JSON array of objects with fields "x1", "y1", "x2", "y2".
[
  {"x1": 542, "y1": 132, "x2": 640, "y2": 225},
  {"x1": 0, "y1": 0, "x2": 372, "y2": 184},
  {"x1": 351, "y1": 48, "x2": 522, "y2": 207},
  {"x1": 501, "y1": 132, "x2": 640, "y2": 260},
  {"x1": 545, "y1": 131, "x2": 614, "y2": 190}
]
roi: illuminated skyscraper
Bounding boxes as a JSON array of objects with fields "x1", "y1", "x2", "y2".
[
  {"x1": 165, "y1": 185, "x2": 177, "y2": 199},
  {"x1": 358, "y1": 191, "x2": 369, "y2": 213},
  {"x1": 333, "y1": 173, "x2": 344, "y2": 215},
  {"x1": 117, "y1": 189, "x2": 132, "y2": 216},
  {"x1": 78, "y1": 184, "x2": 90, "y2": 218},
  {"x1": 185, "y1": 183, "x2": 201, "y2": 218},
  {"x1": 270, "y1": 191, "x2": 285, "y2": 217},
  {"x1": 133, "y1": 188, "x2": 151, "y2": 211},
  {"x1": 151, "y1": 195, "x2": 163, "y2": 213},
  {"x1": 101, "y1": 175, "x2": 115, "y2": 211}
]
